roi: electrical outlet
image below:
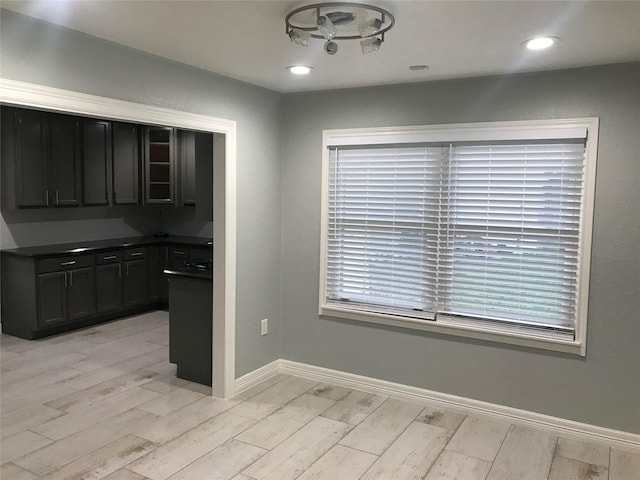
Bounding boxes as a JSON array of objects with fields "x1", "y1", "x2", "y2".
[{"x1": 261, "y1": 318, "x2": 268, "y2": 336}]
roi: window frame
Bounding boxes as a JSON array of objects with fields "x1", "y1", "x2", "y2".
[{"x1": 319, "y1": 118, "x2": 599, "y2": 356}]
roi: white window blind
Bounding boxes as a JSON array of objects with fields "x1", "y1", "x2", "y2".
[
  {"x1": 324, "y1": 138, "x2": 588, "y2": 341},
  {"x1": 326, "y1": 145, "x2": 443, "y2": 319}
]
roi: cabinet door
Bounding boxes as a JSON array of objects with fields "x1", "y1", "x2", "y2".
[
  {"x1": 95, "y1": 263, "x2": 123, "y2": 314},
  {"x1": 50, "y1": 113, "x2": 82, "y2": 206},
  {"x1": 179, "y1": 130, "x2": 196, "y2": 205},
  {"x1": 83, "y1": 119, "x2": 112, "y2": 205},
  {"x1": 67, "y1": 267, "x2": 95, "y2": 321},
  {"x1": 112, "y1": 122, "x2": 139, "y2": 205},
  {"x1": 15, "y1": 109, "x2": 49, "y2": 207},
  {"x1": 123, "y1": 259, "x2": 148, "y2": 307},
  {"x1": 37, "y1": 271, "x2": 67, "y2": 326}
]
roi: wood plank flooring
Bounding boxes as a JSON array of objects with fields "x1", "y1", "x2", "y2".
[{"x1": 1, "y1": 311, "x2": 638, "y2": 479}]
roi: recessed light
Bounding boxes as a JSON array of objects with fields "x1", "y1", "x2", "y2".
[
  {"x1": 286, "y1": 65, "x2": 313, "y2": 75},
  {"x1": 409, "y1": 65, "x2": 429, "y2": 72},
  {"x1": 523, "y1": 36, "x2": 558, "y2": 50}
]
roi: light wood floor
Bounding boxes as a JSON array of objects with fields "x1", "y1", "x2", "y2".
[{"x1": 1, "y1": 312, "x2": 638, "y2": 480}]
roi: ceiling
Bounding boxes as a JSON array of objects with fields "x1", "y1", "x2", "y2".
[{"x1": 2, "y1": 1, "x2": 640, "y2": 93}]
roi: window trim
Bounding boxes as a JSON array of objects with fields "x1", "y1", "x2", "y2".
[{"x1": 319, "y1": 118, "x2": 599, "y2": 356}]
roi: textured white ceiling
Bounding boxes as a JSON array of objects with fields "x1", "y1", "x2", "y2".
[{"x1": 3, "y1": 0, "x2": 640, "y2": 92}]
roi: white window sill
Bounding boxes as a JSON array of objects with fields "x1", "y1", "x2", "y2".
[{"x1": 319, "y1": 305, "x2": 585, "y2": 356}]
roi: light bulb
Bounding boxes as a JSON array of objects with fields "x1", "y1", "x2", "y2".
[
  {"x1": 317, "y1": 15, "x2": 337, "y2": 40},
  {"x1": 288, "y1": 28, "x2": 310, "y2": 47},
  {"x1": 286, "y1": 65, "x2": 312, "y2": 75},
  {"x1": 523, "y1": 37, "x2": 557, "y2": 50},
  {"x1": 358, "y1": 18, "x2": 382, "y2": 37},
  {"x1": 360, "y1": 37, "x2": 382, "y2": 54}
]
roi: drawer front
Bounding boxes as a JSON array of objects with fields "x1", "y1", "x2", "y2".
[
  {"x1": 38, "y1": 254, "x2": 93, "y2": 273},
  {"x1": 189, "y1": 247, "x2": 212, "y2": 263},
  {"x1": 96, "y1": 250, "x2": 123, "y2": 265},
  {"x1": 124, "y1": 247, "x2": 146, "y2": 260}
]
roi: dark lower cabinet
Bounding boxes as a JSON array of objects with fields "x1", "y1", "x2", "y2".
[
  {"x1": 123, "y1": 259, "x2": 148, "y2": 307},
  {"x1": 37, "y1": 266, "x2": 94, "y2": 328},
  {"x1": 96, "y1": 263, "x2": 123, "y2": 314},
  {"x1": 1, "y1": 240, "x2": 210, "y2": 340},
  {"x1": 67, "y1": 267, "x2": 95, "y2": 321},
  {"x1": 37, "y1": 271, "x2": 67, "y2": 326}
]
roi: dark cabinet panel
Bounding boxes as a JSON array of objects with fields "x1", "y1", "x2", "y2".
[
  {"x1": 160, "y1": 246, "x2": 170, "y2": 303},
  {"x1": 123, "y1": 259, "x2": 148, "y2": 307},
  {"x1": 96, "y1": 263, "x2": 123, "y2": 314},
  {"x1": 83, "y1": 119, "x2": 112, "y2": 205},
  {"x1": 50, "y1": 114, "x2": 82, "y2": 206},
  {"x1": 148, "y1": 246, "x2": 160, "y2": 303},
  {"x1": 14, "y1": 109, "x2": 49, "y2": 207},
  {"x1": 112, "y1": 122, "x2": 139, "y2": 205},
  {"x1": 67, "y1": 267, "x2": 95, "y2": 320},
  {"x1": 37, "y1": 271, "x2": 67, "y2": 326}
]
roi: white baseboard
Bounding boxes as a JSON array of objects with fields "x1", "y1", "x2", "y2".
[
  {"x1": 233, "y1": 360, "x2": 282, "y2": 396},
  {"x1": 234, "y1": 359, "x2": 640, "y2": 453}
]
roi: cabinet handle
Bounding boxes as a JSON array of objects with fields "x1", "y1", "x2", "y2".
[
  {"x1": 130, "y1": 252, "x2": 143, "y2": 257},
  {"x1": 103, "y1": 255, "x2": 117, "y2": 260},
  {"x1": 69, "y1": 271, "x2": 73, "y2": 287},
  {"x1": 174, "y1": 250, "x2": 185, "y2": 255},
  {"x1": 55, "y1": 191, "x2": 59, "y2": 205},
  {"x1": 126, "y1": 264, "x2": 129, "y2": 277},
  {"x1": 45, "y1": 190, "x2": 49, "y2": 207},
  {"x1": 60, "y1": 261, "x2": 76, "y2": 266},
  {"x1": 118, "y1": 264, "x2": 121, "y2": 277},
  {"x1": 64, "y1": 271, "x2": 67, "y2": 287}
]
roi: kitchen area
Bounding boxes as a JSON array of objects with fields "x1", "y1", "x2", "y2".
[{"x1": 0, "y1": 104, "x2": 218, "y2": 387}]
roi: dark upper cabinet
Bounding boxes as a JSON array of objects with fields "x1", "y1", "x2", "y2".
[
  {"x1": 6, "y1": 108, "x2": 83, "y2": 209},
  {"x1": 195, "y1": 132, "x2": 214, "y2": 221},
  {"x1": 112, "y1": 122, "x2": 140, "y2": 205},
  {"x1": 144, "y1": 127, "x2": 175, "y2": 204},
  {"x1": 50, "y1": 114, "x2": 82, "y2": 206},
  {"x1": 83, "y1": 119, "x2": 112, "y2": 205},
  {"x1": 178, "y1": 130, "x2": 197, "y2": 206},
  {"x1": 14, "y1": 109, "x2": 50, "y2": 207},
  {"x1": 177, "y1": 130, "x2": 213, "y2": 219}
]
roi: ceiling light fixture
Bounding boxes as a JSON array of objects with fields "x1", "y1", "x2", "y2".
[
  {"x1": 285, "y1": 2, "x2": 395, "y2": 56},
  {"x1": 286, "y1": 65, "x2": 313, "y2": 75},
  {"x1": 523, "y1": 36, "x2": 558, "y2": 50}
]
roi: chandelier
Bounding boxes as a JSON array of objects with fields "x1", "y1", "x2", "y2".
[{"x1": 285, "y1": 2, "x2": 395, "y2": 55}]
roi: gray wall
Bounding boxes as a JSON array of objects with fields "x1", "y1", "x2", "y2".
[
  {"x1": 280, "y1": 63, "x2": 640, "y2": 432},
  {"x1": 0, "y1": 10, "x2": 283, "y2": 376}
]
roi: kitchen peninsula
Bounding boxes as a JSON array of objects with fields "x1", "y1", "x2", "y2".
[{"x1": 164, "y1": 262, "x2": 213, "y2": 386}]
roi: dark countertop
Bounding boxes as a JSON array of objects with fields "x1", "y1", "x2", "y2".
[
  {"x1": 164, "y1": 266, "x2": 213, "y2": 280},
  {"x1": 1, "y1": 235, "x2": 212, "y2": 258}
]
